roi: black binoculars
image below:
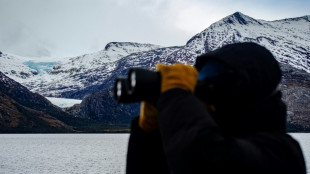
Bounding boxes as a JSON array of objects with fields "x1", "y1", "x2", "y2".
[
  {"x1": 113, "y1": 62, "x2": 237, "y2": 104},
  {"x1": 113, "y1": 67, "x2": 215, "y2": 104},
  {"x1": 113, "y1": 68, "x2": 162, "y2": 103}
]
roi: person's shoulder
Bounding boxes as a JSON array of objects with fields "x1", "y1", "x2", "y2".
[
  {"x1": 245, "y1": 132, "x2": 302, "y2": 150},
  {"x1": 251, "y1": 132, "x2": 306, "y2": 174}
]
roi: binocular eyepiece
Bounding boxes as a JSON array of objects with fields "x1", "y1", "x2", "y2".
[{"x1": 113, "y1": 68, "x2": 161, "y2": 103}]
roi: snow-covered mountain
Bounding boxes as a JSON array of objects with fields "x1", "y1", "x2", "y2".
[
  {"x1": 0, "y1": 12, "x2": 309, "y2": 99},
  {"x1": 0, "y1": 42, "x2": 163, "y2": 97},
  {"x1": 167, "y1": 12, "x2": 310, "y2": 71},
  {"x1": 0, "y1": 52, "x2": 38, "y2": 80},
  {"x1": 77, "y1": 12, "x2": 310, "y2": 99},
  {"x1": 62, "y1": 12, "x2": 310, "y2": 131}
]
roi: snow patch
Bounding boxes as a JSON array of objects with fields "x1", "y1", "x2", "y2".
[{"x1": 46, "y1": 97, "x2": 82, "y2": 108}]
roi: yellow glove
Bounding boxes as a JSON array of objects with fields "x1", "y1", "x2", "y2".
[
  {"x1": 138, "y1": 101, "x2": 158, "y2": 132},
  {"x1": 156, "y1": 63, "x2": 198, "y2": 93}
]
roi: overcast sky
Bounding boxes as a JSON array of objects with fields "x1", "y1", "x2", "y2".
[{"x1": 0, "y1": 0, "x2": 309, "y2": 59}]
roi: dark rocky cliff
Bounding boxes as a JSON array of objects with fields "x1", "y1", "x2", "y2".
[
  {"x1": 65, "y1": 88, "x2": 139, "y2": 124},
  {"x1": 280, "y1": 64, "x2": 310, "y2": 131},
  {"x1": 0, "y1": 72, "x2": 73, "y2": 132}
]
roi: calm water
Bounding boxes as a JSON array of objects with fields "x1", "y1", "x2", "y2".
[
  {"x1": 0, "y1": 133, "x2": 308, "y2": 174},
  {"x1": 0, "y1": 134, "x2": 129, "y2": 174},
  {"x1": 290, "y1": 133, "x2": 310, "y2": 174}
]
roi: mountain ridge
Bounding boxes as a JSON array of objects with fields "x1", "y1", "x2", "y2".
[
  {"x1": 1, "y1": 12, "x2": 309, "y2": 98},
  {"x1": 0, "y1": 12, "x2": 309, "y2": 131}
]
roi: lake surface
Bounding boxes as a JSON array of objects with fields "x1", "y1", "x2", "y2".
[
  {"x1": 0, "y1": 133, "x2": 308, "y2": 174},
  {"x1": 0, "y1": 134, "x2": 129, "y2": 174},
  {"x1": 290, "y1": 133, "x2": 310, "y2": 174}
]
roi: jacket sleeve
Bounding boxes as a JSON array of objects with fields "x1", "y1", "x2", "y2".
[
  {"x1": 126, "y1": 117, "x2": 169, "y2": 174},
  {"x1": 157, "y1": 89, "x2": 306, "y2": 174}
]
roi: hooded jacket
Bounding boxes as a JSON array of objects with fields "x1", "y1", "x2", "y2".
[{"x1": 126, "y1": 43, "x2": 306, "y2": 174}]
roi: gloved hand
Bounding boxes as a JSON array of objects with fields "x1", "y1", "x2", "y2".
[
  {"x1": 138, "y1": 63, "x2": 198, "y2": 131},
  {"x1": 156, "y1": 63, "x2": 198, "y2": 93},
  {"x1": 139, "y1": 101, "x2": 158, "y2": 132}
]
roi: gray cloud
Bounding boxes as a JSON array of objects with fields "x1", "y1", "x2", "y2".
[{"x1": 0, "y1": 0, "x2": 309, "y2": 58}]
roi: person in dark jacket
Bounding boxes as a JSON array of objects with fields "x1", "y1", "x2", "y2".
[{"x1": 126, "y1": 42, "x2": 306, "y2": 174}]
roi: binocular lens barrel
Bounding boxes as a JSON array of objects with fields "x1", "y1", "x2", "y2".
[
  {"x1": 128, "y1": 71, "x2": 136, "y2": 94},
  {"x1": 113, "y1": 77, "x2": 132, "y2": 103},
  {"x1": 116, "y1": 80, "x2": 122, "y2": 97},
  {"x1": 113, "y1": 68, "x2": 161, "y2": 103}
]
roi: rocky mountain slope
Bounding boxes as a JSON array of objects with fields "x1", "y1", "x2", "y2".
[
  {"x1": 280, "y1": 64, "x2": 310, "y2": 131},
  {"x1": 0, "y1": 72, "x2": 73, "y2": 132},
  {"x1": 0, "y1": 72, "x2": 131, "y2": 132},
  {"x1": 0, "y1": 91, "x2": 73, "y2": 133},
  {"x1": 64, "y1": 88, "x2": 139, "y2": 124}
]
